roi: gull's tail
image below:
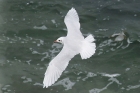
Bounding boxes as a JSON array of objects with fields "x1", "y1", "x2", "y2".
[{"x1": 80, "y1": 34, "x2": 96, "y2": 59}]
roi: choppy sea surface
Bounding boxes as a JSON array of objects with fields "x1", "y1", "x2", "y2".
[{"x1": 0, "y1": 0, "x2": 140, "y2": 93}]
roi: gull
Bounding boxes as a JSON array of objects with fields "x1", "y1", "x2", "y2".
[
  {"x1": 111, "y1": 31, "x2": 126, "y2": 41},
  {"x1": 43, "y1": 7, "x2": 96, "y2": 88}
]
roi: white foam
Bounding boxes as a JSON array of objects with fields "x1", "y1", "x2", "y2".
[
  {"x1": 76, "y1": 77, "x2": 81, "y2": 81},
  {"x1": 89, "y1": 82, "x2": 113, "y2": 93},
  {"x1": 117, "y1": 42, "x2": 123, "y2": 49},
  {"x1": 64, "y1": 71, "x2": 69, "y2": 73},
  {"x1": 109, "y1": 77, "x2": 122, "y2": 85},
  {"x1": 41, "y1": 52, "x2": 49, "y2": 61},
  {"x1": 23, "y1": 78, "x2": 32, "y2": 83},
  {"x1": 125, "y1": 68, "x2": 130, "y2": 71},
  {"x1": 33, "y1": 83, "x2": 43, "y2": 86},
  {"x1": 51, "y1": 19, "x2": 56, "y2": 24},
  {"x1": 134, "y1": 14, "x2": 137, "y2": 17},
  {"x1": 32, "y1": 51, "x2": 40, "y2": 54},
  {"x1": 33, "y1": 25, "x2": 47, "y2": 30},
  {"x1": 37, "y1": 44, "x2": 40, "y2": 46},
  {"x1": 98, "y1": 51, "x2": 103, "y2": 55},
  {"x1": 4, "y1": 85, "x2": 10, "y2": 87},
  {"x1": 82, "y1": 72, "x2": 97, "y2": 81},
  {"x1": 63, "y1": 28, "x2": 67, "y2": 31},
  {"x1": 126, "y1": 84, "x2": 140, "y2": 91},
  {"x1": 2, "y1": 87, "x2": 7, "y2": 90},
  {"x1": 99, "y1": 39, "x2": 113, "y2": 48},
  {"x1": 98, "y1": 29, "x2": 108, "y2": 32},
  {"x1": 101, "y1": 73, "x2": 120, "y2": 78},
  {"x1": 21, "y1": 76, "x2": 26, "y2": 79},
  {"x1": 52, "y1": 43, "x2": 63, "y2": 48},
  {"x1": 32, "y1": 41, "x2": 36, "y2": 43},
  {"x1": 127, "y1": 38, "x2": 133, "y2": 43},
  {"x1": 26, "y1": 60, "x2": 31, "y2": 65},
  {"x1": 53, "y1": 78, "x2": 75, "y2": 90},
  {"x1": 110, "y1": 48, "x2": 115, "y2": 51},
  {"x1": 39, "y1": 40, "x2": 44, "y2": 45},
  {"x1": 122, "y1": 43, "x2": 130, "y2": 49},
  {"x1": 77, "y1": 71, "x2": 83, "y2": 75}
]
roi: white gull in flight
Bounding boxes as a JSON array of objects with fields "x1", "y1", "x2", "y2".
[{"x1": 43, "y1": 7, "x2": 96, "y2": 88}]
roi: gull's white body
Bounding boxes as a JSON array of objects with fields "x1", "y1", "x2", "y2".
[
  {"x1": 111, "y1": 32, "x2": 126, "y2": 41},
  {"x1": 43, "y1": 8, "x2": 96, "y2": 88}
]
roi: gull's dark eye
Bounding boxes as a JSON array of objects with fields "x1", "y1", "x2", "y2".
[{"x1": 58, "y1": 40, "x2": 60, "y2": 41}]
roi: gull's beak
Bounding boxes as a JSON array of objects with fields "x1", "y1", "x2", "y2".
[{"x1": 54, "y1": 40, "x2": 57, "y2": 43}]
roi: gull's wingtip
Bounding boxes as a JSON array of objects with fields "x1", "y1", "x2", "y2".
[
  {"x1": 43, "y1": 84, "x2": 46, "y2": 88},
  {"x1": 66, "y1": 7, "x2": 76, "y2": 14},
  {"x1": 43, "y1": 83, "x2": 50, "y2": 88},
  {"x1": 43, "y1": 85, "x2": 48, "y2": 88},
  {"x1": 71, "y1": 7, "x2": 75, "y2": 9},
  {"x1": 70, "y1": 7, "x2": 76, "y2": 11},
  {"x1": 64, "y1": 7, "x2": 80, "y2": 28}
]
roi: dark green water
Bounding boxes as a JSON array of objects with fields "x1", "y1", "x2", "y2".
[{"x1": 0, "y1": 0, "x2": 140, "y2": 93}]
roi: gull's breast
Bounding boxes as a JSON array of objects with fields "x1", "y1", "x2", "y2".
[{"x1": 64, "y1": 37, "x2": 83, "y2": 54}]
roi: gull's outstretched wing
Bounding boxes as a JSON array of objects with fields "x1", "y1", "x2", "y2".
[
  {"x1": 64, "y1": 8, "x2": 84, "y2": 39},
  {"x1": 43, "y1": 46, "x2": 76, "y2": 88}
]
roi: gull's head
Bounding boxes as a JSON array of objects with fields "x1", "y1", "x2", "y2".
[{"x1": 54, "y1": 37, "x2": 65, "y2": 44}]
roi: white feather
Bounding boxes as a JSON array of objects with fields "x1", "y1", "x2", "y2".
[
  {"x1": 80, "y1": 34, "x2": 96, "y2": 59},
  {"x1": 43, "y1": 46, "x2": 75, "y2": 88},
  {"x1": 64, "y1": 8, "x2": 84, "y2": 39}
]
